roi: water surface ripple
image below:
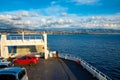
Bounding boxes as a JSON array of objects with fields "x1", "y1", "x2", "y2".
[{"x1": 48, "y1": 34, "x2": 120, "y2": 80}]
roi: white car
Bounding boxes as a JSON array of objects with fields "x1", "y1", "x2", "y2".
[
  {"x1": 0, "y1": 62, "x2": 12, "y2": 68},
  {"x1": 34, "y1": 52, "x2": 44, "y2": 58},
  {"x1": 0, "y1": 67, "x2": 28, "y2": 80},
  {"x1": 0, "y1": 57, "x2": 12, "y2": 68},
  {"x1": 0, "y1": 57, "x2": 7, "y2": 62}
]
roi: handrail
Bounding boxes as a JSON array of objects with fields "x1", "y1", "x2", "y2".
[
  {"x1": 7, "y1": 36, "x2": 42, "y2": 40},
  {"x1": 59, "y1": 53, "x2": 112, "y2": 80}
]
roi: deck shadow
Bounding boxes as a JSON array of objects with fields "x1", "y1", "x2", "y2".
[{"x1": 60, "y1": 58, "x2": 98, "y2": 80}]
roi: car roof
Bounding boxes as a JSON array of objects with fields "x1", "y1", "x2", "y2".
[
  {"x1": 0, "y1": 57, "x2": 4, "y2": 58},
  {"x1": 0, "y1": 57, "x2": 4, "y2": 59},
  {"x1": 0, "y1": 67, "x2": 25, "y2": 74},
  {"x1": 0, "y1": 62, "x2": 11, "y2": 65},
  {"x1": 17, "y1": 55, "x2": 34, "y2": 58}
]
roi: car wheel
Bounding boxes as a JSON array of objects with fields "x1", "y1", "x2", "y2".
[
  {"x1": 14, "y1": 62, "x2": 18, "y2": 66},
  {"x1": 29, "y1": 62, "x2": 35, "y2": 66}
]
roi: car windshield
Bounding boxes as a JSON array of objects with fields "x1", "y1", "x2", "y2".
[
  {"x1": 0, "y1": 58, "x2": 4, "y2": 60},
  {"x1": 0, "y1": 58, "x2": 4, "y2": 61},
  {"x1": 0, "y1": 74, "x2": 16, "y2": 80},
  {"x1": 18, "y1": 56, "x2": 26, "y2": 59},
  {"x1": 0, "y1": 65, "x2": 7, "y2": 68}
]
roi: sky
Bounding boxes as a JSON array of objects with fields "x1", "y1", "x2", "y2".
[{"x1": 0, "y1": 0, "x2": 120, "y2": 29}]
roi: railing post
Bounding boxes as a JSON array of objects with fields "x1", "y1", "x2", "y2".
[
  {"x1": 22, "y1": 31, "x2": 24, "y2": 41},
  {"x1": 10, "y1": 36, "x2": 11, "y2": 40}
]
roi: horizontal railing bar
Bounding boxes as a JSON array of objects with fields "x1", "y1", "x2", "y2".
[{"x1": 7, "y1": 36, "x2": 42, "y2": 40}]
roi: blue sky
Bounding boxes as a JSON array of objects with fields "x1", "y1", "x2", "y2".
[
  {"x1": 0, "y1": 0, "x2": 120, "y2": 29},
  {"x1": 0, "y1": 0, "x2": 120, "y2": 15}
]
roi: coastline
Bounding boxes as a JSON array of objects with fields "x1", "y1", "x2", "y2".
[
  {"x1": 0, "y1": 28, "x2": 120, "y2": 35},
  {"x1": 0, "y1": 31, "x2": 120, "y2": 35}
]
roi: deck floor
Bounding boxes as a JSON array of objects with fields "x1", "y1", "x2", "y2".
[{"x1": 25, "y1": 58, "x2": 98, "y2": 80}]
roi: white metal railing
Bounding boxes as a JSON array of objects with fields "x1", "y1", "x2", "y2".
[
  {"x1": 59, "y1": 53, "x2": 112, "y2": 80},
  {"x1": 7, "y1": 36, "x2": 42, "y2": 40}
]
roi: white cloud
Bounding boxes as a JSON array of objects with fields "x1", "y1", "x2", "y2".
[
  {"x1": 61, "y1": 12, "x2": 67, "y2": 16},
  {"x1": 51, "y1": 1, "x2": 56, "y2": 5},
  {"x1": 41, "y1": 5, "x2": 67, "y2": 16},
  {"x1": 69, "y1": 0, "x2": 99, "y2": 5},
  {"x1": 0, "y1": 10, "x2": 120, "y2": 30},
  {"x1": 21, "y1": 11, "x2": 29, "y2": 17}
]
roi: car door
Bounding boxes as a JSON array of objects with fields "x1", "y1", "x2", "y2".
[
  {"x1": 25, "y1": 56, "x2": 32, "y2": 64},
  {"x1": 18, "y1": 57, "x2": 27, "y2": 64}
]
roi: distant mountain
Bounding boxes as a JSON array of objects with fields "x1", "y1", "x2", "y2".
[
  {"x1": 0, "y1": 27, "x2": 32, "y2": 33},
  {"x1": 32, "y1": 28, "x2": 120, "y2": 33},
  {"x1": 75, "y1": 28, "x2": 120, "y2": 33},
  {"x1": 0, "y1": 27, "x2": 120, "y2": 34}
]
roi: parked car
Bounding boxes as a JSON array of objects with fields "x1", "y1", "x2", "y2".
[
  {"x1": 13, "y1": 55, "x2": 39, "y2": 66},
  {"x1": 0, "y1": 67, "x2": 28, "y2": 80},
  {"x1": 0, "y1": 62, "x2": 12, "y2": 68},
  {"x1": 34, "y1": 52, "x2": 44, "y2": 58},
  {"x1": 0, "y1": 57, "x2": 7, "y2": 62}
]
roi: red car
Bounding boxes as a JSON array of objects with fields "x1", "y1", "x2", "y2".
[{"x1": 13, "y1": 55, "x2": 39, "y2": 66}]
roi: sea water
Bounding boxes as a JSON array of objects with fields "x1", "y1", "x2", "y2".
[{"x1": 48, "y1": 34, "x2": 120, "y2": 80}]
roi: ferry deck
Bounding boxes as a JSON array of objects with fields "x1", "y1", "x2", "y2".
[{"x1": 25, "y1": 57, "x2": 98, "y2": 80}]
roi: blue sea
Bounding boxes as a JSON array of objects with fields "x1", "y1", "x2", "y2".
[{"x1": 48, "y1": 34, "x2": 120, "y2": 80}]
